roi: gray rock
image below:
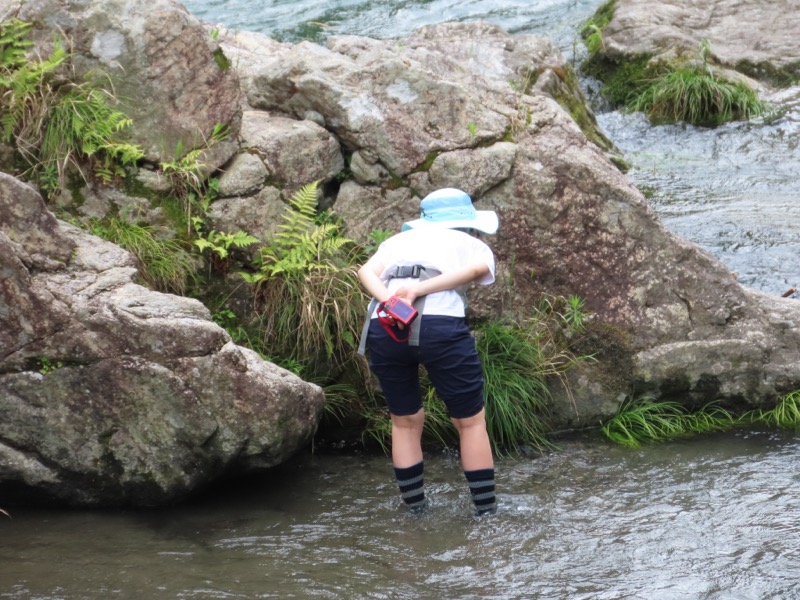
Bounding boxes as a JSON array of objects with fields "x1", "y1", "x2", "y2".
[
  {"x1": 598, "y1": 0, "x2": 800, "y2": 85},
  {"x1": 217, "y1": 152, "x2": 270, "y2": 198},
  {"x1": 0, "y1": 171, "x2": 324, "y2": 506},
  {"x1": 1, "y1": 0, "x2": 242, "y2": 164},
  {"x1": 239, "y1": 111, "x2": 345, "y2": 194},
  {"x1": 208, "y1": 185, "x2": 285, "y2": 241}
]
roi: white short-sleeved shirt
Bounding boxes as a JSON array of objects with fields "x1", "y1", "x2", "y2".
[{"x1": 370, "y1": 227, "x2": 496, "y2": 318}]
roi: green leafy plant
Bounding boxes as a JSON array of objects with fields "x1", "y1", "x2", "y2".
[
  {"x1": 89, "y1": 217, "x2": 197, "y2": 294},
  {"x1": 192, "y1": 216, "x2": 259, "y2": 269},
  {"x1": 36, "y1": 356, "x2": 62, "y2": 375},
  {"x1": 241, "y1": 181, "x2": 368, "y2": 375},
  {"x1": 363, "y1": 227, "x2": 393, "y2": 255},
  {"x1": 0, "y1": 21, "x2": 144, "y2": 195},
  {"x1": 160, "y1": 124, "x2": 229, "y2": 233}
]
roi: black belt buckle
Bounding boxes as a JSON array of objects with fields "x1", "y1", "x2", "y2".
[{"x1": 395, "y1": 265, "x2": 423, "y2": 278}]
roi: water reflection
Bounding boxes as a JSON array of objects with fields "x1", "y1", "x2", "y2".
[{"x1": 3, "y1": 430, "x2": 799, "y2": 599}]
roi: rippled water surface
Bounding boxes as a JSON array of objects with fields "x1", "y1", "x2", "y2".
[{"x1": 3, "y1": 431, "x2": 800, "y2": 599}]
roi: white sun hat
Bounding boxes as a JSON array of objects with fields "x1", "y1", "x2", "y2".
[{"x1": 401, "y1": 188, "x2": 499, "y2": 234}]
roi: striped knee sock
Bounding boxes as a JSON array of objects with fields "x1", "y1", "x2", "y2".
[
  {"x1": 393, "y1": 461, "x2": 426, "y2": 512},
  {"x1": 465, "y1": 468, "x2": 497, "y2": 515}
]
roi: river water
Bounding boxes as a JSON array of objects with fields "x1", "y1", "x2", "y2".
[
  {"x1": 3, "y1": 1, "x2": 799, "y2": 598},
  {"x1": 3, "y1": 431, "x2": 800, "y2": 599}
]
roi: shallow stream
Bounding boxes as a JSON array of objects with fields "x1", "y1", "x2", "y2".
[
  {"x1": 3, "y1": 431, "x2": 800, "y2": 599},
  {"x1": 2, "y1": 1, "x2": 798, "y2": 598}
]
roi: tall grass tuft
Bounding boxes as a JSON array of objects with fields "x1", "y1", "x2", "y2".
[
  {"x1": 476, "y1": 319, "x2": 561, "y2": 455},
  {"x1": 747, "y1": 390, "x2": 800, "y2": 429},
  {"x1": 242, "y1": 181, "x2": 369, "y2": 379},
  {"x1": 602, "y1": 398, "x2": 691, "y2": 447},
  {"x1": 628, "y1": 41, "x2": 766, "y2": 126},
  {"x1": 89, "y1": 217, "x2": 196, "y2": 294},
  {"x1": 603, "y1": 397, "x2": 741, "y2": 447}
]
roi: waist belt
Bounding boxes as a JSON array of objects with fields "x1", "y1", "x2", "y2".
[{"x1": 357, "y1": 265, "x2": 441, "y2": 355}]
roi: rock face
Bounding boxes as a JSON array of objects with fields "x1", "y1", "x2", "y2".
[
  {"x1": 0, "y1": 172, "x2": 325, "y2": 506},
  {"x1": 2, "y1": 0, "x2": 799, "y2": 508},
  {"x1": 0, "y1": 0, "x2": 242, "y2": 165},
  {"x1": 215, "y1": 19, "x2": 800, "y2": 423},
  {"x1": 595, "y1": 0, "x2": 800, "y2": 86}
]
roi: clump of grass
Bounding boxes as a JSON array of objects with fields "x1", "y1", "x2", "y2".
[
  {"x1": 602, "y1": 398, "x2": 687, "y2": 447},
  {"x1": 476, "y1": 319, "x2": 562, "y2": 455},
  {"x1": 602, "y1": 398, "x2": 736, "y2": 447},
  {"x1": 628, "y1": 41, "x2": 767, "y2": 126},
  {"x1": 603, "y1": 390, "x2": 800, "y2": 448},
  {"x1": 363, "y1": 296, "x2": 592, "y2": 456},
  {"x1": 747, "y1": 390, "x2": 800, "y2": 429},
  {"x1": 89, "y1": 217, "x2": 197, "y2": 294}
]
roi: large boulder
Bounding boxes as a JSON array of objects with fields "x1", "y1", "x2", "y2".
[
  {"x1": 0, "y1": 0, "x2": 242, "y2": 165},
  {"x1": 591, "y1": 0, "x2": 800, "y2": 86},
  {"x1": 0, "y1": 171, "x2": 325, "y2": 506},
  {"x1": 216, "y1": 20, "x2": 800, "y2": 425}
]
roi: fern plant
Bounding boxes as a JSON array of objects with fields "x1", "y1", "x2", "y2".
[
  {"x1": 0, "y1": 19, "x2": 144, "y2": 195},
  {"x1": 245, "y1": 181, "x2": 352, "y2": 282},
  {"x1": 193, "y1": 228, "x2": 260, "y2": 260},
  {"x1": 241, "y1": 181, "x2": 368, "y2": 377}
]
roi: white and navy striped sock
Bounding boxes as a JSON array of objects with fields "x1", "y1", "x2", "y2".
[
  {"x1": 465, "y1": 468, "x2": 497, "y2": 516},
  {"x1": 393, "y1": 461, "x2": 427, "y2": 513}
]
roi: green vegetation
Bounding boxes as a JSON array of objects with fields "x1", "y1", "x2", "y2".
[
  {"x1": 364, "y1": 294, "x2": 593, "y2": 456},
  {"x1": 579, "y1": 0, "x2": 617, "y2": 57},
  {"x1": 88, "y1": 217, "x2": 197, "y2": 294},
  {"x1": 602, "y1": 391, "x2": 800, "y2": 447},
  {"x1": 748, "y1": 390, "x2": 800, "y2": 429},
  {"x1": 36, "y1": 356, "x2": 63, "y2": 375},
  {"x1": 0, "y1": 19, "x2": 143, "y2": 196},
  {"x1": 581, "y1": 7, "x2": 768, "y2": 128},
  {"x1": 241, "y1": 181, "x2": 367, "y2": 376},
  {"x1": 160, "y1": 123, "x2": 229, "y2": 234},
  {"x1": 602, "y1": 398, "x2": 735, "y2": 447},
  {"x1": 628, "y1": 41, "x2": 767, "y2": 126}
]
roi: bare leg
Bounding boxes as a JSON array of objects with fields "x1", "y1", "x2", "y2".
[
  {"x1": 452, "y1": 408, "x2": 497, "y2": 515},
  {"x1": 451, "y1": 408, "x2": 494, "y2": 471},
  {"x1": 391, "y1": 408, "x2": 425, "y2": 468}
]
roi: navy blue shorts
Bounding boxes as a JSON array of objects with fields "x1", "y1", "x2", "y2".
[{"x1": 366, "y1": 315, "x2": 485, "y2": 419}]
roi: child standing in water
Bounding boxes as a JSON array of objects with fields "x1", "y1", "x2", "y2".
[{"x1": 357, "y1": 188, "x2": 498, "y2": 516}]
